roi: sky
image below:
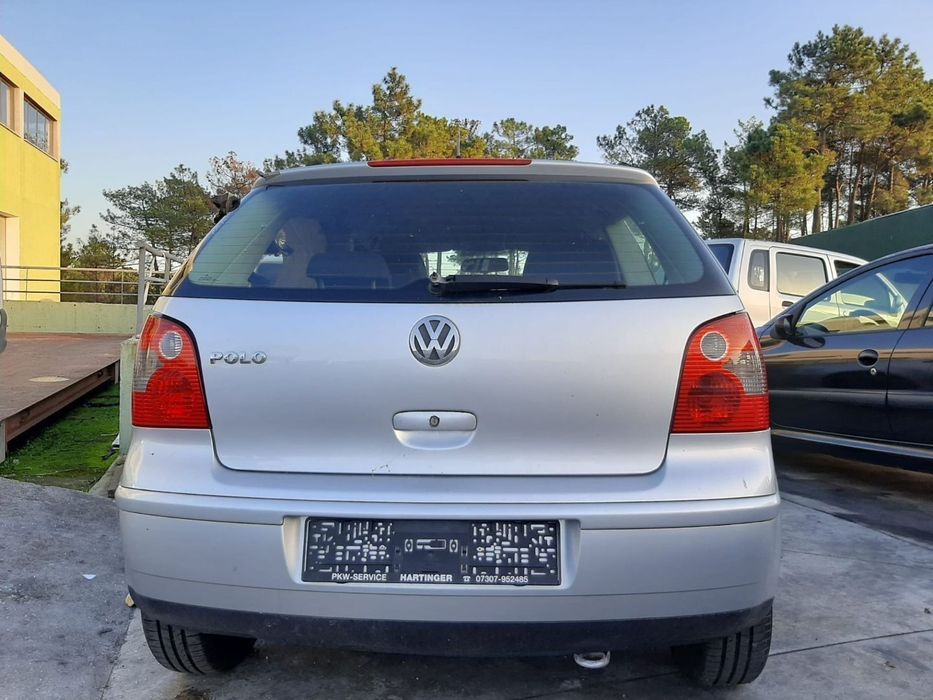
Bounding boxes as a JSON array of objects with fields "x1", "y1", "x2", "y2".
[{"x1": 3, "y1": 0, "x2": 933, "y2": 241}]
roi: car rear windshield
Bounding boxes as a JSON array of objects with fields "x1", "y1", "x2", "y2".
[{"x1": 172, "y1": 180, "x2": 730, "y2": 302}]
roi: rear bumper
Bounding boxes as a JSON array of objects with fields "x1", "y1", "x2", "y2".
[
  {"x1": 119, "y1": 491, "x2": 780, "y2": 652},
  {"x1": 131, "y1": 589, "x2": 773, "y2": 655},
  {"x1": 118, "y1": 428, "x2": 780, "y2": 654}
]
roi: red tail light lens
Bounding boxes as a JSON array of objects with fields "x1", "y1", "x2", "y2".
[
  {"x1": 672, "y1": 313, "x2": 769, "y2": 433},
  {"x1": 132, "y1": 316, "x2": 210, "y2": 429}
]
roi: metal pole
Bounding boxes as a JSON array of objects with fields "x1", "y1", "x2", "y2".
[{"x1": 135, "y1": 248, "x2": 147, "y2": 336}]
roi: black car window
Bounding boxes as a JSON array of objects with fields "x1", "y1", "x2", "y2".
[{"x1": 798, "y1": 257, "x2": 933, "y2": 335}]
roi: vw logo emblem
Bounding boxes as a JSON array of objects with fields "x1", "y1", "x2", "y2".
[{"x1": 410, "y1": 316, "x2": 460, "y2": 366}]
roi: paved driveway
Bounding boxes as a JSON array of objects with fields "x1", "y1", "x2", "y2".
[
  {"x1": 1, "y1": 457, "x2": 931, "y2": 699},
  {"x1": 100, "y1": 496, "x2": 933, "y2": 699},
  {"x1": 0, "y1": 478, "x2": 132, "y2": 700}
]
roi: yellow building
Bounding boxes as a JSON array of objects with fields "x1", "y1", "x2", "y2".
[{"x1": 0, "y1": 34, "x2": 61, "y2": 299}]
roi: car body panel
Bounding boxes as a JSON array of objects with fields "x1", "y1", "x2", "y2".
[
  {"x1": 771, "y1": 429, "x2": 933, "y2": 474},
  {"x1": 127, "y1": 591, "x2": 774, "y2": 656},
  {"x1": 121, "y1": 427, "x2": 778, "y2": 506},
  {"x1": 157, "y1": 294, "x2": 742, "y2": 477},
  {"x1": 120, "y1": 426, "x2": 780, "y2": 623},
  {"x1": 763, "y1": 328, "x2": 902, "y2": 440},
  {"x1": 119, "y1": 507, "x2": 779, "y2": 623},
  {"x1": 887, "y1": 295, "x2": 933, "y2": 446}
]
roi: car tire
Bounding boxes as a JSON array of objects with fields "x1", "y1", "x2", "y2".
[
  {"x1": 671, "y1": 606, "x2": 772, "y2": 687},
  {"x1": 141, "y1": 613, "x2": 255, "y2": 674}
]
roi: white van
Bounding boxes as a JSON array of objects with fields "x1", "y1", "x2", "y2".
[{"x1": 707, "y1": 239, "x2": 867, "y2": 327}]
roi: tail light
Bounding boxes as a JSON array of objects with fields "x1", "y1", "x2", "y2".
[
  {"x1": 132, "y1": 315, "x2": 210, "y2": 429},
  {"x1": 672, "y1": 313, "x2": 769, "y2": 433}
]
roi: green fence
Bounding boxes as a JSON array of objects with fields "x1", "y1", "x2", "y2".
[{"x1": 796, "y1": 204, "x2": 933, "y2": 261}]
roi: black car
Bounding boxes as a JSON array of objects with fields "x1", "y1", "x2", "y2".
[{"x1": 759, "y1": 244, "x2": 933, "y2": 471}]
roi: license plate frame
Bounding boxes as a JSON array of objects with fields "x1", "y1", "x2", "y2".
[{"x1": 302, "y1": 519, "x2": 560, "y2": 586}]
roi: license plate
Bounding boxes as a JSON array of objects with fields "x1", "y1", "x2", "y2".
[{"x1": 302, "y1": 519, "x2": 560, "y2": 585}]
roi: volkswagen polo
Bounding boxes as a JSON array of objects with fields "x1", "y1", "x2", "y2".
[{"x1": 118, "y1": 159, "x2": 780, "y2": 687}]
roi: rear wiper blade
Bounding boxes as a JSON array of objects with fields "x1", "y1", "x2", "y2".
[
  {"x1": 429, "y1": 275, "x2": 628, "y2": 295},
  {"x1": 429, "y1": 275, "x2": 559, "y2": 295},
  {"x1": 549, "y1": 282, "x2": 628, "y2": 290}
]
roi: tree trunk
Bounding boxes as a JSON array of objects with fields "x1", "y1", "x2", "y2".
[
  {"x1": 812, "y1": 136, "x2": 826, "y2": 234},
  {"x1": 800, "y1": 212, "x2": 808, "y2": 237},
  {"x1": 844, "y1": 156, "x2": 855, "y2": 226},
  {"x1": 865, "y1": 172, "x2": 878, "y2": 219},
  {"x1": 847, "y1": 147, "x2": 864, "y2": 225},
  {"x1": 833, "y1": 174, "x2": 843, "y2": 229}
]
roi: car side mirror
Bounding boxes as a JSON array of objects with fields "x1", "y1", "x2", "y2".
[{"x1": 772, "y1": 314, "x2": 795, "y2": 340}]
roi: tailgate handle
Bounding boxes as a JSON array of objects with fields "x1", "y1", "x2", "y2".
[{"x1": 393, "y1": 411, "x2": 477, "y2": 432}]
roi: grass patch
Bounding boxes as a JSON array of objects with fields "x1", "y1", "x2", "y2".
[{"x1": 1, "y1": 383, "x2": 120, "y2": 491}]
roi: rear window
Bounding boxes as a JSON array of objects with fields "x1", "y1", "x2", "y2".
[
  {"x1": 708, "y1": 243, "x2": 735, "y2": 272},
  {"x1": 174, "y1": 180, "x2": 730, "y2": 302}
]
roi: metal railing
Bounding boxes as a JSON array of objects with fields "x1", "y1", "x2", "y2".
[
  {"x1": 135, "y1": 244, "x2": 186, "y2": 334},
  {"x1": 1, "y1": 245, "x2": 187, "y2": 335},
  {"x1": 1, "y1": 264, "x2": 139, "y2": 302}
]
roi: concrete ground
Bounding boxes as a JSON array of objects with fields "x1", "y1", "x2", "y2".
[
  {"x1": 1, "y1": 455, "x2": 931, "y2": 699},
  {"x1": 0, "y1": 478, "x2": 133, "y2": 700}
]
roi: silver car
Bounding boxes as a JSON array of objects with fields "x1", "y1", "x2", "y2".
[{"x1": 118, "y1": 159, "x2": 780, "y2": 687}]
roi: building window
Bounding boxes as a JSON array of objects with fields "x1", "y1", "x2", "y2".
[
  {"x1": 0, "y1": 77, "x2": 12, "y2": 129},
  {"x1": 24, "y1": 99, "x2": 52, "y2": 154}
]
